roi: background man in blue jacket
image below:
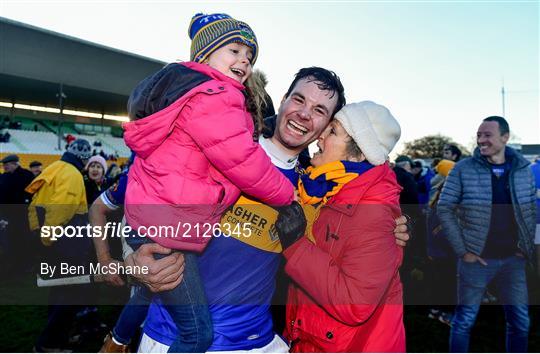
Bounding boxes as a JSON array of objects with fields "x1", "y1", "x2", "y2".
[
  {"x1": 531, "y1": 156, "x2": 540, "y2": 276},
  {"x1": 438, "y1": 116, "x2": 536, "y2": 353}
]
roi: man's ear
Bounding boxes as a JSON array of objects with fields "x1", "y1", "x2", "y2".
[
  {"x1": 502, "y1": 132, "x2": 510, "y2": 144},
  {"x1": 281, "y1": 94, "x2": 287, "y2": 105}
]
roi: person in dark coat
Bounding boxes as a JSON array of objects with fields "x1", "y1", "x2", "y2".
[
  {"x1": 412, "y1": 159, "x2": 435, "y2": 205},
  {"x1": 0, "y1": 154, "x2": 36, "y2": 276},
  {"x1": 0, "y1": 154, "x2": 34, "y2": 205},
  {"x1": 394, "y1": 155, "x2": 419, "y2": 205},
  {"x1": 393, "y1": 155, "x2": 424, "y2": 304},
  {"x1": 83, "y1": 155, "x2": 109, "y2": 205},
  {"x1": 29, "y1": 161, "x2": 43, "y2": 177}
]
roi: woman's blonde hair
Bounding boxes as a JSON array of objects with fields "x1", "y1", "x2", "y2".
[{"x1": 244, "y1": 69, "x2": 272, "y2": 139}]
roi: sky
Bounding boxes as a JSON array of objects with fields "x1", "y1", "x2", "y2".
[{"x1": 2, "y1": 0, "x2": 539, "y2": 155}]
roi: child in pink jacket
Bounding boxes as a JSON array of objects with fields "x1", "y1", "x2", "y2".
[{"x1": 103, "y1": 13, "x2": 294, "y2": 353}]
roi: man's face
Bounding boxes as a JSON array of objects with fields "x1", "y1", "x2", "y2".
[
  {"x1": 274, "y1": 78, "x2": 338, "y2": 155},
  {"x1": 442, "y1": 146, "x2": 455, "y2": 161},
  {"x1": 477, "y1": 121, "x2": 508, "y2": 159},
  {"x1": 2, "y1": 162, "x2": 17, "y2": 174},
  {"x1": 400, "y1": 162, "x2": 412, "y2": 173},
  {"x1": 30, "y1": 165, "x2": 42, "y2": 176}
]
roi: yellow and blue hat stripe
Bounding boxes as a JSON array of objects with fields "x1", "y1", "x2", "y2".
[{"x1": 189, "y1": 13, "x2": 258, "y2": 64}]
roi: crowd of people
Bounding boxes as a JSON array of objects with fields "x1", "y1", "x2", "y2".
[
  {"x1": 65, "y1": 134, "x2": 121, "y2": 162},
  {"x1": 0, "y1": 11, "x2": 538, "y2": 354},
  {"x1": 0, "y1": 129, "x2": 11, "y2": 143},
  {"x1": 0, "y1": 116, "x2": 22, "y2": 130}
]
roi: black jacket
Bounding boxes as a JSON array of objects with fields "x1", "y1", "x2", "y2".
[
  {"x1": 84, "y1": 176, "x2": 108, "y2": 206},
  {"x1": 128, "y1": 63, "x2": 212, "y2": 120},
  {"x1": 0, "y1": 166, "x2": 34, "y2": 230},
  {"x1": 393, "y1": 166, "x2": 419, "y2": 205},
  {"x1": 0, "y1": 166, "x2": 34, "y2": 205}
]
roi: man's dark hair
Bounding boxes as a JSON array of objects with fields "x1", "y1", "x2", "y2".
[
  {"x1": 444, "y1": 144, "x2": 462, "y2": 161},
  {"x1": 284, "y1": 67, "x2": 346, "y2": 116},
  {"x1": 483, "y1": 116, "x2": 510, "y2": 136},
  {"x1": 412, "y1": 161, "x2": 423, "y2": 169}
]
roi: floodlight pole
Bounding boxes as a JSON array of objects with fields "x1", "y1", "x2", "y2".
[
  {"x1": 501, "y1": 79, "x2": 506, "y2": 117},
  {"x1": 56, "y1": 83, "x2": 66, "y2": 150}
]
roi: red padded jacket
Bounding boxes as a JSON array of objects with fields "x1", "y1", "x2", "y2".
[{"x1": 284, "y1": 163, "x2": 405, "y2": 352}]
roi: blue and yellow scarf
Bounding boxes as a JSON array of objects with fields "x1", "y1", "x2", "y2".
[
  {"x1": 298, "y1": 160, "x2": 374, "y2": 205},
  {"x1": 298, "y1": 160, "x2": 374, "y2": 244}
]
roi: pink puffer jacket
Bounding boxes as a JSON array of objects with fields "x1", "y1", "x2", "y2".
[{"x1": 123, "y1": 62, "x2": 294, "y2": 252}]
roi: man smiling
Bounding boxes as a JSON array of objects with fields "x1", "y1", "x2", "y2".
[
  {"x1": 125, "y1": 67, "x2": 409, "y2": 353},
  {"x1": 438, "y1": 116, "x2": 536, "y2": 352},
  {"x1": 272, "y1": 70, "x2": 345, "y2": 156}
]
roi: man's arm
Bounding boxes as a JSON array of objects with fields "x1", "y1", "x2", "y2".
[
  {"x1": 437, "y1": 165, "x2": 468, "y2": 258},
  {"x1": 528, "y1": 168, "x2": 538, "y2": 241},
  {"x1": 536, "y1": 241, "x2": 540, "y2": 277},
  {"x1": 89, "y1": 196, "x2": 125, "y2": 287}
]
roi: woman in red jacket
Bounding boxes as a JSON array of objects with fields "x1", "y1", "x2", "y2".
[{"x1": 280, "y1": 101, "x2": 406, "y2": 352}]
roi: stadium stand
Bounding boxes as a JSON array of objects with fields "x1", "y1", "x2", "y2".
[
  {"x1": 0, "y1": 17, "x2": 165, "y2": 170},
  {"x1": 0, "y1": 128, "x2": 130, "y2": 169},
  {"x1": 0, "y1": 153, "x2": 62, "y2": 170},
  {"x1": 0, "y1": 152, "x2": 128, "y2": 170}
]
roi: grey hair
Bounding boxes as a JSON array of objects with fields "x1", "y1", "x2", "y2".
[{"x1": 345, "y1": 136, "x2": 363, "y2": 160}]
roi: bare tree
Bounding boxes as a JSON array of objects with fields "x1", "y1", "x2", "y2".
[{"x1": 401, "y1": 134, "x2": 470, "y2": 159}]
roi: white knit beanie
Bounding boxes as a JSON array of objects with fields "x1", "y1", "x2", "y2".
[{"x1": 335, "y1": 101, "x2": 401, "y2": 166}]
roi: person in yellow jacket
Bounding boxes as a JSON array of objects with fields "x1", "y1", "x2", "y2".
[
  {"x1": 27, "y1": 139, "x2": 94, "y2": 353},
  {"x1": 26, "y1": 143, "x2": 89, "y2": 246}
]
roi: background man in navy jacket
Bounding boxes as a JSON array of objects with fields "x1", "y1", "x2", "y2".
[{"x1": 438, "y1": 116, "x2": 536, "y2": 353}]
